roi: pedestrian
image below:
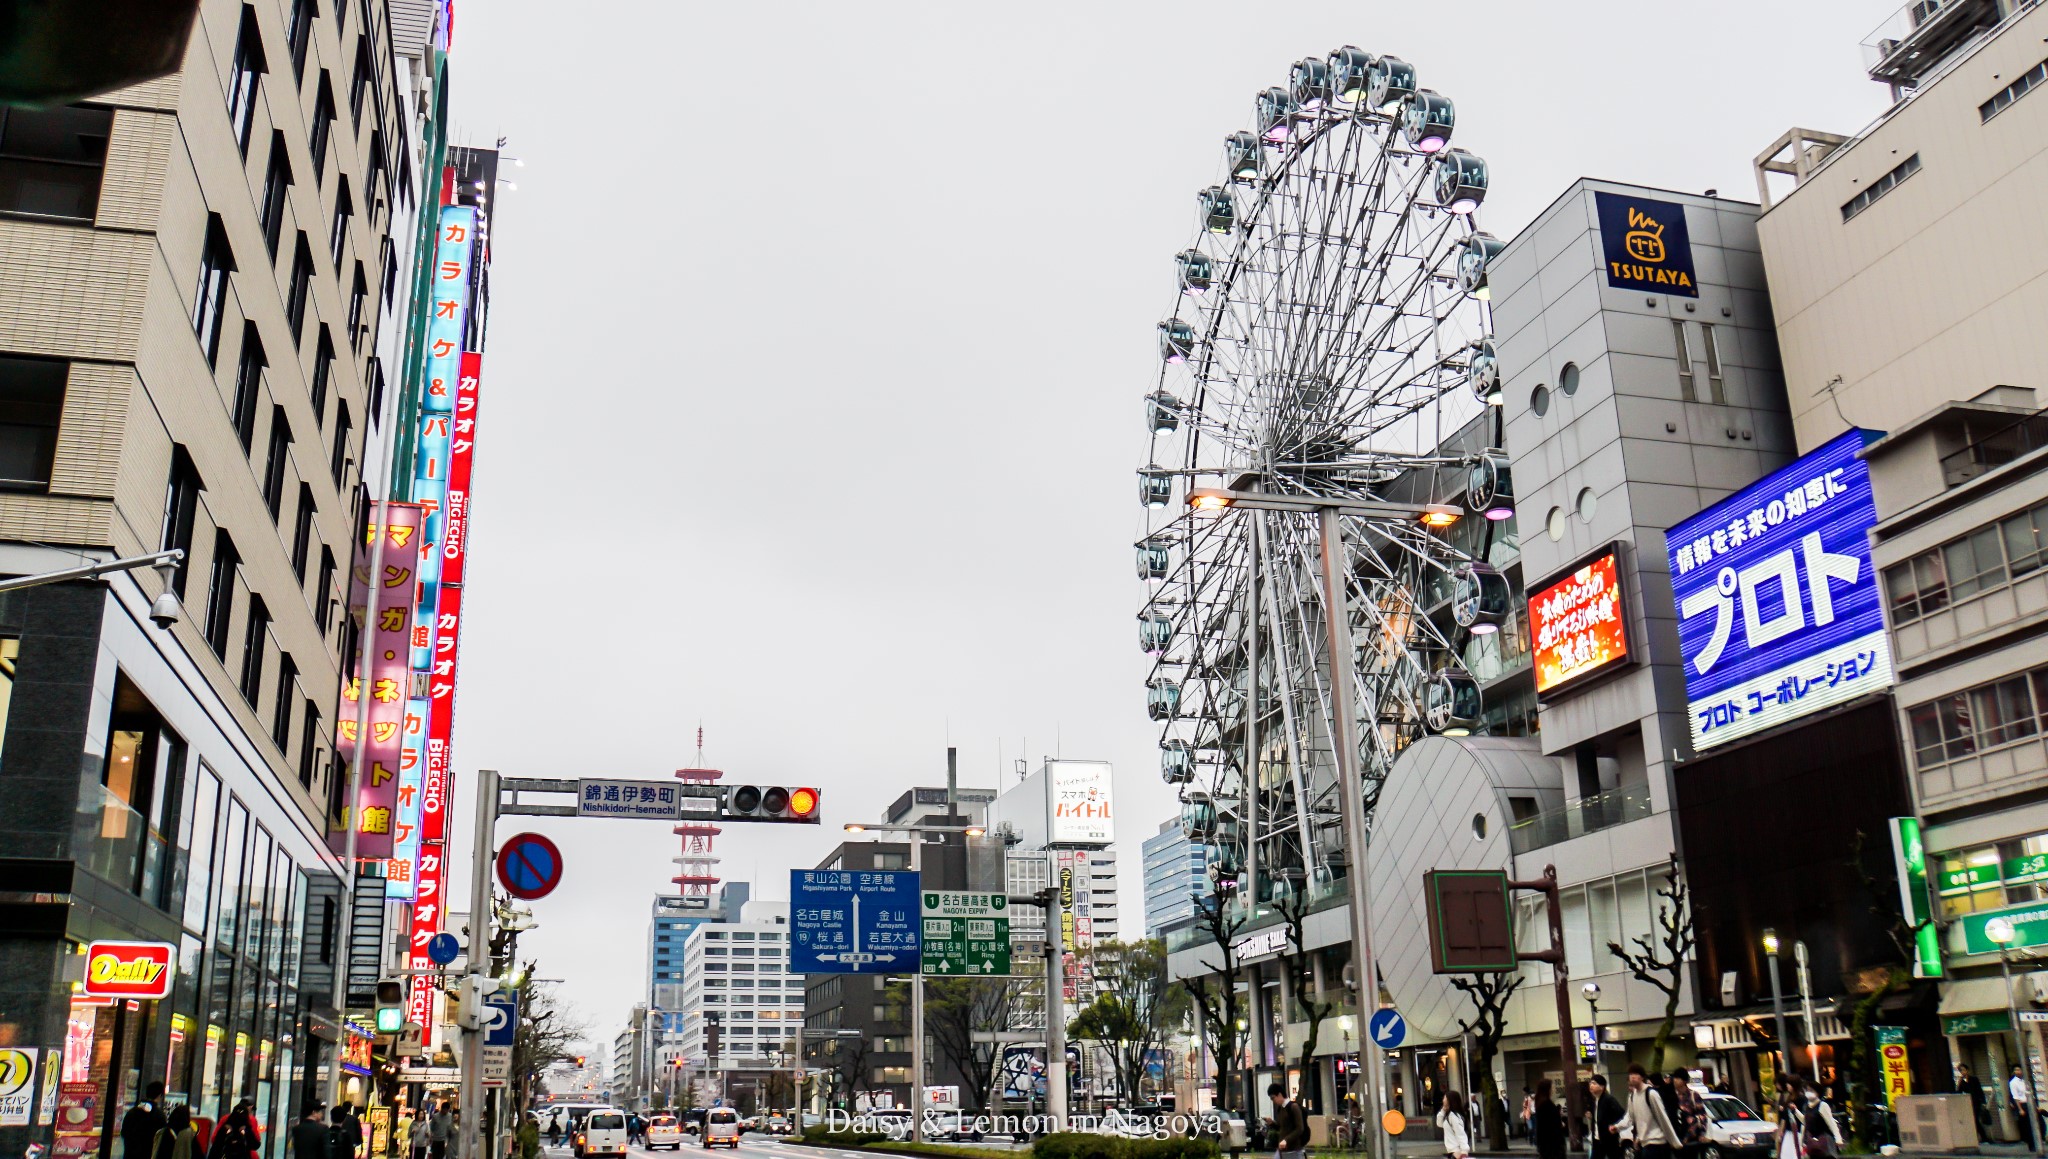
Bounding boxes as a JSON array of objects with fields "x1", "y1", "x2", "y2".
[
  {"x1": 1268, "y1": 1083, "x2": 1309, "y2": 1159},
  {"x1": 1959, "y1": 1064, "x2": 1990, "y2": 1140},
  {"x1": 547, "y1": 1113, "x2": 562, "y2": 1148},
  {"x1": 1587, "y1": 1075, "x2": 1626, "y2": 1159},
  {"x1": 123, "y1": 1083, "x2": 170, "y2": 1159},
  {"x1": 427, "y1": 1104, "x2": 452, "y2": 1159},
  {"x1": 394, "y1": 1111, "x2": 413, "y2": 1159},
  {"x1": 2017, "y1": 1066, "x2": 2037, "y2": 1148},
  {"x1": 289, "y1": 1106, "x2": 328, "y2": 1159},
  {"x1": 1774, "y1": 1078, "x2": 1805, "y2": 1159},
  {"x1": 157, "y1": 1106, "x2": 198, "y2": 1159},
  {"x1": 1669, "y1": 1068, "x2": 1708, "y2": 1159},
  {"x1": 206, "y1": 1105, "x2": 258, "y2": 1159},
  {"x1": 1436, "y1": 1090, "x2": 1472, "y2": 1159},
  {"x1": 1626, "y1": 1065, "x2": 1680, "y2": 1159},
  {"x1": 1533, "y1": 1080, "x2": 1567, "y2": 1159},
  {"x1": 1799, "y1": 1079, "x2": 1843, "y2": 1157},
  {"x1": 1520, "y1": 1087, "x2": 1535, "y2": 1140},
  {"x1": 343, "y1": 1104, "x2": 365, "y2": 1159}
]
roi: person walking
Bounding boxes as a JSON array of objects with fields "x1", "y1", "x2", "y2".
[
  {"x1": 1625, "y1": 1065, "x2": 1680, "y2": 1159},
  {"x1": 206, "y1": 1105, "x2": 258, "y2": 1159},
  {"x1": 1533, "y1": 1080, "x2": 1567, "y2": 1159},
  {"x1": 1799, "y1": 1080, "x2": 1843, "y2": 1157},
  {"x1": 157, "y1": 1106, "x2": 199, "y2": 1159},
  {"x1": 2017, "y1": 1065, "x2": 2038, "y2": 1148},
  {"x1": 123, "y1": 1083, "x2": 169, "y2": 1159},
  {"x1": 1268, "y1": 1083, "x2": 1309, "y2": 1159},
  {"x1": 288, "y1": 1107, "x2": 327, "y2": 1159},
  {"x1": 546, "y1": 1113, "x2": 562, "y2": 1149},
  {"x1": 1959, "y1": 1064, "x2": 1989, "y2": 1139},
  {"x1": 426, "y1": 1104, "x2": 453, "y2": 1159},
  {"x1": 1436, "y1": 1090, "x2": 1472, "y2": 1159},
  {"x1": 1587, "y1": 1075, "x2": 1627, "y2": 1159},
  {"x1": 1520, "y1": 1088, "x2": 1535, "y2": 1141}
]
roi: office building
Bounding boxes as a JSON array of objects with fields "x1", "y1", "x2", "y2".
[
  {"x1": 670, "y1": 900, "x2": 803, "y2": 1107},
  {"x1": 1141, "y1": 819, "x2": 1205, "y2": 939},
  {"x1": 650, "y1": 884, "x2": 749, "y2": 1009}
]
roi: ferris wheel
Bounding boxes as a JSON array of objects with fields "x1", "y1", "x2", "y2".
[{"x1": 1139, "y1": 49, "x2": 1512, "y2": 906}]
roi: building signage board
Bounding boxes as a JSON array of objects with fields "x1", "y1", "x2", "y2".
[
  {"x1": 1047, "y1": 761, "x2": 1114, "y2": 846},
  {"x1": 1959, "y1": 900, "x2": 2048, "y2": 955},
  {"x1": 1594, "y1": 191, "x2": 1698, "y2": 297},
  {"x1": 80, "y1": 941, "x2": 174, "y2": 999},
  {"x1": 441, "y1": 353, "x2": 483, "y2": 585},
  {"x1": 1528, "y1": 548, "x2": 1630, "y2": 696},
  {"x1": 1877, "y1": 1026, "x2": 1911, "y2": 1101},
  {"x1": 333, "y1": 503, "x2": 423, "y2": 859},
  {"x1": 921, "y1": 891, "x2": 1010, "y2": 976},
  {"x1": 0, "y1": 1048, "x2": 38, "y2": 1125},
  {"x1": 387, "y1": 697, "x2": 430, "y2": 899},
  {"x1": 576, "y1": 779, "x2": 683, "y2": 820},
  {"x1": 789, "y1": 869, "x2": 920, "y2": 974},
  {"x1": 404, "y1": 845, "x2": 446, "y2": 1027},
  {"x1": 1667, "y1": 429, "x2": 1893, "y2": 751},
  {"x1": 1888, "y1": 817, "x2": 1942, "y2": 978}
]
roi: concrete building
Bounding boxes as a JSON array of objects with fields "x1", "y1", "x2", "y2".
[
  {"x1": 1751, "y1": 0, "x2": 2048, "y2": 1106},
  {"x1": 0, "y1": 0, "x2": 447, "y2": 1151},
  {"x1": 1141, "y1": 819, "x2": 1205, "y2": 939},
  {"x1": 672, "y1": 899, "x2": 803, "y2": 1107},
  {"x1": 650, "y1": 884, "x2": 749, "y2": 1009},
  {"x1": 885, "y1": 785, "x2": 996, "y2": 828}
]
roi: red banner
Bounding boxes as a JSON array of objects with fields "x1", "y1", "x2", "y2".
[
  {"x1": 405, "y1": 844, "x2": 446, "y2": 1026},
  {"x1": 442, "y1": 352, "x2": 482, "y2": 586},
  {"x1": 331, "y1": 503, "x2": 423, "y2": 858}
]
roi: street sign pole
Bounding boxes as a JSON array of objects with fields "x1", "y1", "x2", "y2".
[{"x1": 461, "y1": 768, "x2": 498, "y2": 1159}]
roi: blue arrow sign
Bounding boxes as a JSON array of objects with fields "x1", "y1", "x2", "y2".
[
  {"x1": 788, "y1": 869, "x2": 921, "y2": 974},
  {"x1": 1368, "y1": 1008, "x2": 1407, "y2": 1049},
  {"x1": 426, "y1": 932, "x2": 460, "y2": 966}
]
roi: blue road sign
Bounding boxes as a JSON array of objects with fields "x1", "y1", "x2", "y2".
[
  {"x1": 426, "y1": 932, "x2": 461, "y2": 966},
  {"x1": 788, "y1": 869, "x2": 921, "y2": 974},
  {"x1": 1368, "y1": 1008, "x2": 1407, "y2": 1049},
  {"x1": 483, "y1": 991, "x2": 519, "y2": 1048}
]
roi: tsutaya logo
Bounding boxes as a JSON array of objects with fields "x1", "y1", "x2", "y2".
[
  {"x1": 1595, "y1": 191, "x2": 1698, "y2": 298},
  {"x1": 82, "y1": 941, "x2": 174, "y2": 999}
]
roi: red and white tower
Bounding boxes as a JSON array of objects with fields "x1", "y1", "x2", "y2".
[{"x1": 673, "y1": 729, "x2": 722, "y2": 895}]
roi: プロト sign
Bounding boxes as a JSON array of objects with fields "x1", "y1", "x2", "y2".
[
  {"x1": 1667, "y1": 429, "x2": 1894, "y2": 751},
  {"x1": 789, "y1": 869, "x2": 920, "y2": 974}
]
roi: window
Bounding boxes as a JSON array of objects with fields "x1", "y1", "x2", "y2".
[
  {"x1": 259, "y1": 133, "x2": 291, "y2": 257},
  {"x1": 193, "y1": 216, "x2": 235, "y2": 367},
  {"x1": 286, "y1": 233, "x2": 313, "y2": 342},
  {"x1": 328, "y1": 178, "x2": 352, "y2": 266},
  {"x1": 261, "y1": 406, "x2": 290, "y2": 519},
  {"x1": 1885, "y1": 551, "x2": 1950, "y2": 625},
  {"x1": 226, "y1": 7, "x2": 264, "y2": 154},
  {"x1": 310, "y1": 325, "x2": 334, "y2": 424},
  {"x1": 291, "y1": 483, "x2": 316, "y2": 580},
  {"x1": 1671, "y1": 319, "x2": 1696, "y2": 401},
  {"x1": 159, "y1": 446, "x2": 203, "y2": 596},
  {"x1": 871, "y1": 1067, "x2": 910, "y2": 1085},
  {"x1": 239, "y1": 596, "x2": 268, "y2": 704},
  {"x1": 1944, "y1": 525, "x2": 2006, "y2": 601},
  {"x1": 0, "y1": 356, "x2": 66, "y2": 492},
  {"x1": 287, "y1": 0, "x2": 315, "y2": 79},
  {"x1": 331, "y1": 400, "x2": 351, "y2": 486},
  {"x1": 1842, "y1": 153, "x2": 1921, "y2": 222},
  {"x1": 2003, "y1": 502, "x2": 2048, "y2": 579},
  {"x1": 365, "y1": 127, "x2": 386, "y2": 211},
  {"x1": 365, "y1": 357, "x2": 384, "y2": 427},
  {"x1": 203, "y1": 531, "x2": 237, "y2": 658},
  {"x1": 0, "y1": 104, "x2": 113, "y2": 221},
  {"x1": 347, "y1": 262, "x2": 368, "y2": 351},
  {"x1": 1982, "y1": 58, "x2": 2048, "y2": 122},
  {"x1": 349, "y1": 37, "x2": 372, "y2": 124},
  {"x1": 272, "y1": 654, "x2": 296, "y2": 747},
  {"x1": 92, "y1": 676, "x2": 186, "y2": 904},
  {"x1": 230, "y1": 323, "x2": 264, "y2": 451},
  {"x1": 314, "y1": 545, "x2": 335, "y2": 632},
  {"x1": 1971, "y1": 676, "x2": 2038, "y2": 748},
  {"x1": 309, "y1": 75, "x2": 336, "y2": 183},
  {"x1": 1700, "y1": 322, "x2": 1726, "y2": 404}
]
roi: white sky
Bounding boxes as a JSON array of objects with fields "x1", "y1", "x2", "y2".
[{"x1": 439, "y1": 0, "x2": 1898, "y2": 1050}]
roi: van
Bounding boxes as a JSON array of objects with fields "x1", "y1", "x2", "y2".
[
  {"x1": 702, "y1": 1108, "x2": 741, "y2": 1150},
  {"x1": 579, "y1": 1109, "x2": 629, "y2": 1158},
  {"x1": 647, "y1": 1115, "x2": 681, "y2": 1151}
]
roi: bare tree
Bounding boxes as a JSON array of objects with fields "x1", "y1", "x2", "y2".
[
  {"x1": 1605, "y1": 853, "x2": 1695, "y2": 1072},
  {"x1": 1181, "y1": 897, "x2": 1250, "y2": 1114},
  {"x1": 1067, "y1": 939, "x2": 1190, "y2": 1106},
  {"x1": 512, "y1": 968, "x2": 591, "y2": 1117},
  {"x1": 927, "y1": 976, "x2": 1031, "y2": 1111},
  {"x1": 1451, "y1": 971, "x2": 1524, "y2": 1150},
  {"x1": 1271, "y1": 881, "x2": 1338, "y2": 1112}
]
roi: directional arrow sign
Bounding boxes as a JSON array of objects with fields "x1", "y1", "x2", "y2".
[
  {"x1": 922, "y1": 891, "x2": 1010, "y2": 977},
  {"x1": 788, "y1": 869, "x2": 920, "y2": 975}
]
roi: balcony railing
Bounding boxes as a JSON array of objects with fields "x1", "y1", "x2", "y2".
[
  {"x1": 1941, "y1": 407, "x2": 2048, "y2": 487},
  {"x1": 1506, "y1": 783, "x2": 1654, "y2": 855}
]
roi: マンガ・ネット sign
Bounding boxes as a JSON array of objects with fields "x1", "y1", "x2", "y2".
[{"x1": 1667, "y1": 429, "x2": 1893, "y2": 750}]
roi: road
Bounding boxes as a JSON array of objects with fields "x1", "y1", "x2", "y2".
[{"x1": 545, "y1": 1133, "x2": 1025, "y2": 1159}]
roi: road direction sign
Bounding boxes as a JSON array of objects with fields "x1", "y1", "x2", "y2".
[
  {"x1": 496, "y1": 833, "x2": 563, "y2": 900},
  {"x1": 921, "y1": 890, "x2": 1010, "y2": 977},
  {"x1": 788, "y1": 869, "x2": 920, "y2": 974},
  {"x1": 426, "y1": 932, "x2": 460, "y2": 966},
  {"x1": 576, "y1": 778, "x2": 683, "y2": 820},
  {"x1": 1368, "y1": 1008, "x2": 1407, "y2": 1049}
]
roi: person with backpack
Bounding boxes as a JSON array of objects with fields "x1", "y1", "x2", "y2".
[
  {"x1": 1669, "y1": 1068, "x2": 1709, "y2": 1158},
  {"x1": 156, "y1": 1106, "x2": 198, "y2": 1159},
  {"x1": 205, "y1": 1106, "x2": 258, "y2": 1159},
  {"x1": 326, "y1": 1106, "x2": 358, "y2": 1159},
  {"x1": 290, "y1": 1106, "x2": 329, "y2": 1159},
  {"x1": 122, "y1": 1083, "x2": 168, "y2": 1159}
]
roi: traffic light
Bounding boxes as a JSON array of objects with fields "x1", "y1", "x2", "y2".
[
  {"x1": 454, "y1": 975, "x2": 501, "y2": 1030},
  {"x1": 374, "y1": 981, "x2": 406, "y2": 1034},
  {"x1": 721, "y1": 785, "x2": 821, "y2": 824}
]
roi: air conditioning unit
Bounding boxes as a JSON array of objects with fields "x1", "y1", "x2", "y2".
[{"x1": 1895, "y1": 1094, "x2": 1978, "y2": 1151}]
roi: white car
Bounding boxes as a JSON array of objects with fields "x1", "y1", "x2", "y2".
[
  {"x1": 647, "y1": 1115, "x2": 682, "y2": 1151},
  {"x1": 1699, "y1": 1093, "x2": 1774, "y2": 1159},
  {"x1": 702, "y1": 1108, "x2": 742, "y2": 1150},
  {"x1": 577, "y1": 1110, "x2": 628, "y2": 1159},
  {"x1": 920, "y1": 1112, "x2": 984, "y2": 1143}
]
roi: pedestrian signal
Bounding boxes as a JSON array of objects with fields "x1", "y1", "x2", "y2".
[
  {"x1": 375, "y1": 980, "x2": 405, "y2": 1033},
  {"x1": 722, "y1": 785, "x2": 822, "y2": 824}
]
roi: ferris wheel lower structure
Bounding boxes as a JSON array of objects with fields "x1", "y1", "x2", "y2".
[{"x1": 1139, "y1": 48, "x2": 1514, "y2": 916}]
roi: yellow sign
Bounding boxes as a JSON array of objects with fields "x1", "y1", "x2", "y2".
[
  {"x1": 1879, "y1": 1027, "x2": 1912, "y2": 1101},
  {"x1": 1381, "y1": 1109, "x2": 1406, "y2": 1136}
]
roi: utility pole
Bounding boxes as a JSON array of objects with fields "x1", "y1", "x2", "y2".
[
  {"x1": 459, "y1": 769, "x2": 499, "y2": 1159},
  {"x1": 1047, "y1": 867, "x2": 1068, "y2": 1130}
]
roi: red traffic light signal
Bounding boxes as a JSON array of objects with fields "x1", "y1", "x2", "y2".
[{"x1": 722, "y1": 785, "x2": 821, "y2": 824}]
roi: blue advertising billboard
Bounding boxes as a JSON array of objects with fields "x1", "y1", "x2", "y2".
[{"x1": 1666, "y1": 429, "x2": 1894, "y2": 750}]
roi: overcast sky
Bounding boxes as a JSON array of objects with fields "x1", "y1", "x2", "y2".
[{"x1": 439, "y1": 0, "x2": 1898, "y2": 1053}]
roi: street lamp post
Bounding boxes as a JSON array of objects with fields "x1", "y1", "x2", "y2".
[
  {"x1": 1988, "y1": 918, "x2": 2044, "y2": 1155},
  {"x1": 1762, "y1": 930, "x2": 1795, "y2": 1117},
  {"x1": 1793, "y1": 941, "x2": 1821, "y2": 1083},
  {"x1": 842, "y1": 817, "x2": 986, "y2": 1139},
  {"x1": 1582, "y1": 983, "x2": 1602, "y2": 1069},
  {"x1": 1187, "y1": 486, "x2": 1459, "y2": 1159}
]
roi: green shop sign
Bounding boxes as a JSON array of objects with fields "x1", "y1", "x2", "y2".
[
  {"x1": 1959, "y1": 901, "x2": 2048, "y2": 955},
  {"x1": 1942, "y1": 1011, "x2": 2013, "y2": 1036},
  {"x1": 1940, "y1": 863, "x2": 2000, "y2": 895},
  {"x1": 2009, "y1": 853, "x2": 2048, "y2": 886}
]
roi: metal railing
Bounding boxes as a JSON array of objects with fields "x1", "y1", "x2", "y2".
[
  {"x1": 1506, "y1": 783, "x2": 1654, "y2": 854},
  {"x1": 1940, "y1": 406, "x2": 2048, "y2": 486}
]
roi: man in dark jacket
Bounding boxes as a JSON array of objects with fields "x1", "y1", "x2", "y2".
[
  {"x1": 289, "y1": 1107, "x2": 330, "y2": 1159},
  {"x1": 121, "y1": 1083, "x2": 168, "y2": 1159},
  {"x1": 1587, "y1": 1074, "x2": 1627, "y2": 1159},
  {"x1": 1268, "y1": 1083, "x2": 1309, "y2": 1159},
  {"x1": 1959, "y1": 1064, "x2": 1990, "y2": 1138}
]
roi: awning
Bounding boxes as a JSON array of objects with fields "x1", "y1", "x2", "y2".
[{"x1": 1939, "y1": 975, "x2": 2020, "y2": 1016}]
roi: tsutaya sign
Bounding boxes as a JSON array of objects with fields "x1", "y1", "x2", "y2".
[
  {"x1": 1594, "y1": 190, "x2": 1698, "y2": 297},
  {"x1": 1667, "y1": 429, "x2": 1894, "y2": 750}
]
